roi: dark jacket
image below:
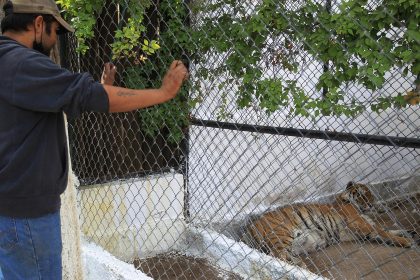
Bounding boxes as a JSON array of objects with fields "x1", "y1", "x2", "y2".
[{"x1": 0, "y1": 36, "x2": 109, "y2": 218}]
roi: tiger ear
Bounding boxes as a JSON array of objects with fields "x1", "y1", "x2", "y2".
[{"x1": 346, "y1": 181, "x2": 354, "y2": 190}]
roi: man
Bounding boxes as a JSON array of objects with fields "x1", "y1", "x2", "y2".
[{"x1": 0, "y1": 0, "x2": 188, "y2": 279}]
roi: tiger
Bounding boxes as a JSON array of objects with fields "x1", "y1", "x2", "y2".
[{"x1": 240, "y1": 182, "x2": 418, "y2": 265}]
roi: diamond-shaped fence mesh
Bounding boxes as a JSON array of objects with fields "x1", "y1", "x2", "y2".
[{"x1": 57, "y1": 0, "x2": 420, "y2": 279}]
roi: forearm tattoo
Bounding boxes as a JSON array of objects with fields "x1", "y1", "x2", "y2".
[{"x1": 117, "y1": 91, "x2": 137, "y2": 97}]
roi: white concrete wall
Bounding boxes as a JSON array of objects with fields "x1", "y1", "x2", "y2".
[
  {"x1": 188, "y1": 49, "x2": 420, "y2": 225},
  {"x1": 188, "y1": 126, "x2": 419, "y2": 225},
  {"x1": 79, "y1": 173, "x2": 186, "y2": 261}
]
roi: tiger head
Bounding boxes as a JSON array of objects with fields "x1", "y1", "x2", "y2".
[{"x1": 337, "y1": 182, "x2": 375, "y2": 212}]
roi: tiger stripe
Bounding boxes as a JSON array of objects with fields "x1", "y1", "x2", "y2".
[{"x1": 241, "y1": 182, "x2": 417, "y2": 265}]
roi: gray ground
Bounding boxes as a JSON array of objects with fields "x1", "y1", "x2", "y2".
[{"x1": 302, "y1": 193, "x2": 420, "y2": 280}]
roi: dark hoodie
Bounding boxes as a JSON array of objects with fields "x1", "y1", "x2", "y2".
[{"x1": 0, "y1": 36, "x2": 109, "y2": 218}]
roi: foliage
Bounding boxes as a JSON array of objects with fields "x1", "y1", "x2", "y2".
[
  {"x1": 124, "y1": 0, "x2": 191, "y2": 143},
  {"x1": 112, "y1": 19, "x2": 160, "y2": 60},
  {"x1": 192, "y1": 0, "x2": 419, "y2": 117},
  {"x1": 56, "y1": 0, "x2": 103, "y2": 54},
  {"x1": 56, "y1": 0, "x2": 188, "y2": 143},
  {"x1": 56, "y1": 0, "x2": 156, "y2": 57},
  {"x1": 57, "y1": 0, "x2": 419, "y2": 139}
]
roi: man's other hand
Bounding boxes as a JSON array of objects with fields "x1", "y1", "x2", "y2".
[{"x1": 101, "y1": 62, "x2": 117, "y2": 85}]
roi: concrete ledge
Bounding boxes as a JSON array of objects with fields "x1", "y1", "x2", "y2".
[
  {"x1": 82, "y1": 240, "x2": 153, "y2": 280},
  {"x1": 369, "y1": 175, "x2": 420, "y2": 201},
  {"x1": 184, "y1": 227, "x2": 327, "y2": 280}
]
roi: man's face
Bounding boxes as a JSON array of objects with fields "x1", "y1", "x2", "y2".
[
  {"x1": 43, "y1": 21, "x2": 60, "y2": 54},
  {"x1": 33, "y1": 18, "x2": 60, "y2": 56}
]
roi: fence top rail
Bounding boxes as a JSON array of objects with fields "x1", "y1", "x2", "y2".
[{"x1": 191, "y1": 118, "x2": 420, "y2": 149}]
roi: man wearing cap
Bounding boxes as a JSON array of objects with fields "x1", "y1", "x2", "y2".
[{"x1": 0, "y1": 0, "x2": 189, "y2": 279}]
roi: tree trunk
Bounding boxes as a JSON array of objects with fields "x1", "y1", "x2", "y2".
[
  {"x1": 0, "y1": 0, "x2": 6, "y2": 22},
  {"x1": 51, "y1": 42, "x2": 85, "y2": 280}
]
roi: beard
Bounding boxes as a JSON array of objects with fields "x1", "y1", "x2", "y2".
[{"x1": 33, "y1": 40, "x2": 51, "y2": 56}]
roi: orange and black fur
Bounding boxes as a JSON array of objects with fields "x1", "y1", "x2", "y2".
[{"x1": 241, "y1": 182, "x2": 418, "y2": 264}]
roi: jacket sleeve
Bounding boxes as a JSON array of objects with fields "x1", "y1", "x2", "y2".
[{"x1": 11, "y1": 51, "x2": 109, "y2": 119}]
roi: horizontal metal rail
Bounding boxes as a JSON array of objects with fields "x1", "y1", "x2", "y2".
[{"x1": 191, "y1": 118, "x2": 420, "y2": 149}]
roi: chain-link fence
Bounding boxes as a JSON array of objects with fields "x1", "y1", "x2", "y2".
[{"x1": 59, "y1": 0, "x2": 419, "y2": 279}]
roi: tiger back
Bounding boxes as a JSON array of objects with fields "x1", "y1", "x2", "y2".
[{"x1": 241, "y1": 182, "x2": 417, "y2": 264}]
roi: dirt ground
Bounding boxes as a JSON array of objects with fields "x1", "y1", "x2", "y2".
[
  {"x1": 134, "y1": 254, "x2": 242, "y2": 280},
  {"x1": 302, "y1": 193, "x2": 420, "y2": 280},
  {"x1": 133, "y1": 193, "x2": 419, "y2": 280}
]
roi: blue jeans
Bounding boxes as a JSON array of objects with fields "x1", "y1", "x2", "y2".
[{"x1": 0, "y1": 212, "x2": 62, "y2": 280}]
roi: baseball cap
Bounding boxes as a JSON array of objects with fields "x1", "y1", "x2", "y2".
[{"x1": 8, "y1": 0, "x2": 74, "y2": 33}]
